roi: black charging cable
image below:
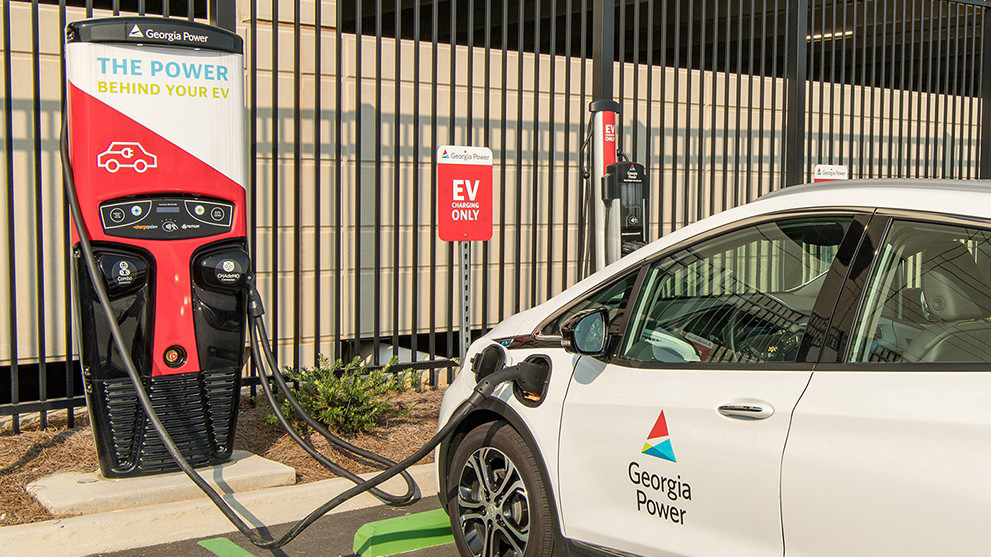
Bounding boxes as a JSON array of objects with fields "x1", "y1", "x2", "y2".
[
  {"x1": 60, "y1": 115, "x2": 531, "y2": 549},
  {"x1": 244, "y1": 281, "x2": 418, "y2": 505}
]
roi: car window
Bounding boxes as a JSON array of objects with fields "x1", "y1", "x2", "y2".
[
  {"x1": 539, "y1": 271, "x2": 640, "y2": 336},
  {"x1": 848, "y1": 220, "x2": 991, "y2": 363},
  {"x1": 621, "y1": 216, "x2": 853, "y2": 364}
]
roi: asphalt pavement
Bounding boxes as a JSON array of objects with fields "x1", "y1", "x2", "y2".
[{"x1": 94, "y1": 498, "x2": 460, "y2": 557}]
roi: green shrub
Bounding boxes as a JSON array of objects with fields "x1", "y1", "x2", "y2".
[{"x1": 265, "y1": 355, "x2": 414, "y2": 436}]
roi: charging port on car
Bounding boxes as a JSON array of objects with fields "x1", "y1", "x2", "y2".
[{"x1": 514, "y1": 356, "x2": 551, "y2": 407}]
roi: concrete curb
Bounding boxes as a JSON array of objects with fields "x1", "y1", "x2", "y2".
[
  {"x1": 0, "y1": 463, "x2": 437, "y2": 557},
  {"x1": 27, "y1": 450, "x2": 296, "y2": 515}
]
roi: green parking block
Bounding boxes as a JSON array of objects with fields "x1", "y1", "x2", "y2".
[
  {"x1": 352, "y1": 508, "x2": 455, "y2": 557},
  {"x1": 197, "y1": 537, "x2": 254, "y2": 557}
]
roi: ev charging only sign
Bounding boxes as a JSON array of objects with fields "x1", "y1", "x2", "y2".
[
  {"x1": 437, "y1": 145, "x2": 492, "y2": 359},
  {"x1": 437, "y1": 146, "x2": 493, "y2": 242}
]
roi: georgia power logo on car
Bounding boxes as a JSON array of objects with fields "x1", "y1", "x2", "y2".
[{"x1": 628, "y1": 409, "x2": 693, "y2": 525}]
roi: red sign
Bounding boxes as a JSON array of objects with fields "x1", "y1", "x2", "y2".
[{"x1": 437, "y1": 146, "x2": 493, "y2": 241}]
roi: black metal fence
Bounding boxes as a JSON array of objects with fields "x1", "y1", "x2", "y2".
[{"x1": 1, "y1": 0, "x2": 988, "y2": 432}]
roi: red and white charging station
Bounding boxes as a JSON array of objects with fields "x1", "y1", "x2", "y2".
[{"x1": 66, "y1": 18, "x2": 249, "y2": 477}]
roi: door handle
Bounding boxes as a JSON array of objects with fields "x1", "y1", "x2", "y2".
[{"x1": 717, "y1": 402, "x2": 774, "y2": 420}]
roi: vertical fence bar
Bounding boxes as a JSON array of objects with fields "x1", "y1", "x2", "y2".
[
  {"x1": 467, "y1": 0, "x2": 474, "y2": 348},
  {"x1": 968, "y1": 6, "x2": 978, "y2": 179},
  {"x1": 659, "y1": 0, "x2": 666, "y2": 234},
  {"x1": 710, "y1": 0, "x2": 719, "y2": 207},
  {"x1": 951, "y1": 4, "x2": 962, "y2": 178},
  {"x1": 482, "y1": 0, "x2": 492, "y2": 331},
  {"x1": 546, "y1": 0, "x2": 556, "y2": 303},
  {"x1": 372, "y1": 0, "x2": 384, "y2": 366},
  {"x1": 723, "y1": 0, "x2": 731, "y2": 201},
  {"x1": 942, "y1": 3, "x2": 952, "y2": 177},
  {"x1": 618, "y1": 0, "x2": 625, "y2": 152},
  {"x1": 684, "y1": 0, "x2": 693, "y2": 223},
  {"x1": 498, "y1": 0, "x2": 508, "y2": 322},
  {"x1": 248, "y1": 0, "x2": 258, "y2": 396},
  {"x1": 697, "y1": 0, "x2": 706, "y2": 220},
  {"x1": 530, "y1": 0, "x2": 540, "y2": 309},
  {"x1": 808, "y1": 0, "x2": 815, "y2": 180},
  {"x1": 334, "y1": 0, "x2": 343, "y2": 361},
  {"x1": 632, "y1": 0, "x2": 640, "y2": 158},
  {"x1": 829, "y1": 0, "x2": 836, "y2": 164},
  {"x1": 429, "y1": 0, "x2": 437, "y2": 366},
  {"x1": 373, "y1": 2, "x2": 382, "y2": 365},
  {"x1": 645, "y1": 0, "x2": 655, "y2": 224},
  {"x1": 392, "y1": 0, "x2": 401, "y2": 359},
  {"x1": 270, "y1": 0, "x2": 280, "y2": 357},
  {"x1": 898, "y1": 0, "x2": 907, "y2": 176},
  {"x1": 580, "y1": 0, "x2": 589, "y2": 252},
  {"x1": 562, "y1": 0, "x2": 573, "y2": 292},
  {"x1": 785, "y1": 0, "x2": 809, "y2": 186},
  {"x1": 3, "y1": 0, "x2": 19, "y2": 433},
  {"x1": 734, "y1": 0, "x2": 742, "y2": 203},
  {"x1": 292, "y1": 0, "x2": 302, "y2": 371},
  {"x1": 672, "y1": 0, "x2": 680, "y2": 228},
  {"x1": 771, "y1": 0, "x2": 779, "y2": 190},
  {"x1": 981, "y1": 5, "x2": 991, "y2": 179},
  {"x1": 60, "y1": 0, "x2": 74, "y2": 428},
  {"x1": 514, "y1": 0, "x2": 523, "y2": 314},
  {"x1": 411, "y1": 0, "x2": 421, "y2": 362},
  {"x1": 30, "y1": 0, "x2": 46, "y2": 428},
  {"x1": 757, "y1": 0, "x2": 767, "y2": 196},
  {"x1": 355, "y1": 0, "x2": 364, "y2": 357},
  {"x1": 839, "y1": 0, "x2": 847, "y2": 171},
  {"x1": 746, "y1": 0, "x2": 755, "y2": 200},
  {"x1": 313, "y1": 0, "x2": 323, "y2": 362},
  {"x1": 448, "y1": 0, "x2": 456, "y2": 363}
]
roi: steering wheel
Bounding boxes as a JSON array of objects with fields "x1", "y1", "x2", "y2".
[{"x1": 736, "y1": 326, "x2": 805, "y2": 362}]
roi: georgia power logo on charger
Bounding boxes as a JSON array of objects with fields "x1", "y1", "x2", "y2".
[{"x1": 437, "y1": 146, "x2": 493, "y2": 242}]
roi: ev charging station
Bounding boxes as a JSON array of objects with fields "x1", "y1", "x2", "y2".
[
  {"x1": 66, "y1": 18, "x2": 249, "y2": 477},
  {"x1": 581, "y1": 0, "x2": 650, "y2": 275}
]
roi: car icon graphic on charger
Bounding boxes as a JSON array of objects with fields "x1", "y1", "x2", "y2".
[{"x1": 97, "y1": 142, "x2": 158, "y2": 173}]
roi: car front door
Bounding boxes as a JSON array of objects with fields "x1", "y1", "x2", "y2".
[
  {"x1": 556, "y1": 213, "x2": 868, "y2": 556},
  {"x1": 782, "y1": 215, "x2": 991, "y2": 556}
]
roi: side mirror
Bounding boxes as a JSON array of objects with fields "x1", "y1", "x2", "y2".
[{"x1": 561, "y1": 308, "x2": 609, "y2": 356}]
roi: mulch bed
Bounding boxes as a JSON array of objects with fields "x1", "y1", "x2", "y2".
[{"x1": 0, "y1": 387, "x2": 445, "y2": 526}]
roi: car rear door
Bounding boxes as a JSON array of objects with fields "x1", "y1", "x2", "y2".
[
  {"x1": 556, "y1": 212, "x2": 870, "y2": 556},
  {"x1": 782, "y1": 214, "x2": 991, "y2": 557}
]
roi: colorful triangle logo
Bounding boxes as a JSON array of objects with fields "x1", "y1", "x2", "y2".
[{"x1": 642, "y1": 410, "x2": 676, "y2": 462}]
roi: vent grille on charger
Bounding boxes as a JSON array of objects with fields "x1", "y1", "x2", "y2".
[{"x1": 102, "y1": 369, "x2": 240, "y2": 474}]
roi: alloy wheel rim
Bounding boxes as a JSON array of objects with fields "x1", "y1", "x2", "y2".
[{"x1": 457, "y1": 446, "x2": 530, "y2": 557}]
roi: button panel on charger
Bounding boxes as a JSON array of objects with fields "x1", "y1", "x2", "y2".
[{"x1": 100, "y1": 197, "x2": 234, "y2": 240}]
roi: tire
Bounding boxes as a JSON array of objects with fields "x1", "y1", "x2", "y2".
[
  {"x1": 133, "y1": 159, "x2": 147, "y2": 173},
  {"x1": 447, "y1": 421, "x2": 555, "y2": 557},
  {"x1": 104, "y1": 159, "x2": 119, "y2": 173}
]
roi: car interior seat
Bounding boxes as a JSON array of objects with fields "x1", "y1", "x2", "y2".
[{"x1": 904, "y1": 240, "x2": 991, "y2": 362}]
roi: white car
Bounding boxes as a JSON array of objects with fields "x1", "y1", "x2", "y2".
[{"x1": 437, "y1": 179, "x2": 991, "y2": 557}]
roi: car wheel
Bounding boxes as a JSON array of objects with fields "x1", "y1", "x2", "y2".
[
  {"x1": 105, "y1": 159, "x2": 119, "y2": 173},
  {"x1": 447, "y1": 422, "x2": 555, "y2": 557},
  {"x1": 133, "y1": 159, "x2": 147, "y2": 173}
]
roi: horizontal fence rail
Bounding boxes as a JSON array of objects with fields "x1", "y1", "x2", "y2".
[{"x1": 0, "y1": 0, "x2": 987, "y2": 431}]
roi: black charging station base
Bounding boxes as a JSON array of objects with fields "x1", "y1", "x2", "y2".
[{"x1": 86, "y1": 369, "x2": 241, "y2": 478}]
